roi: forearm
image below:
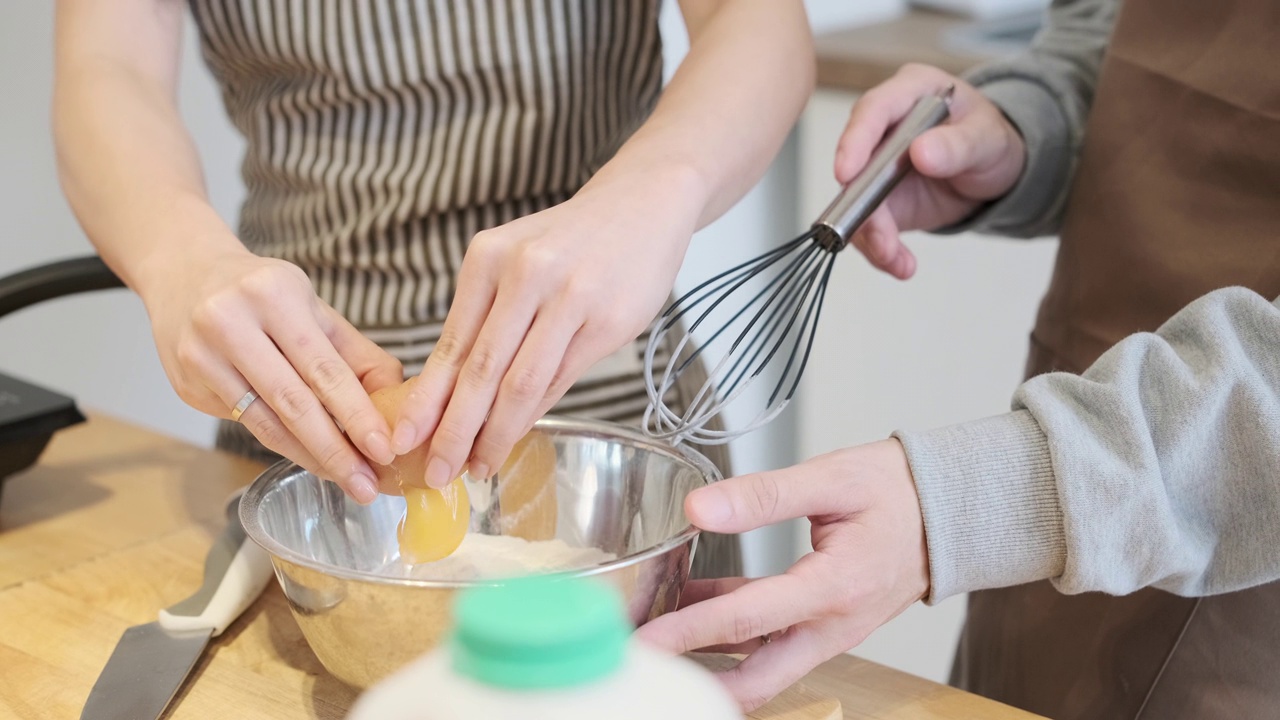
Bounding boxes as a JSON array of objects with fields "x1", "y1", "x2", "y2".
[
  {"x1": 581, "y1": 0, "x2": 814, "y2": 230},
  {"x1": 898, "y1": 288, "x2": 1280, "y2": 601},
  {"x1": 945, "y1": 0, "x2": 1117, "y2": 238},
  {"x1": 53, "y1": 0, "x2": 242, "y2": 302}
]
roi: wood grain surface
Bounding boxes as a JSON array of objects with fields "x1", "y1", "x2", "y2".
[{"x1": 689, "y1": 654, "x2": 842, "y2": 720}]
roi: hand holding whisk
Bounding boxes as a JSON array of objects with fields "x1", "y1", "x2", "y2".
[{"x1": 643, "y1": 88, "x2": 954, "y2": 446}]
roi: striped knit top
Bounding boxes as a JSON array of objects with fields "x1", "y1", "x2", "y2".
[{"x1": 188, "y1": 0, "x2": 681, "y2": 423}]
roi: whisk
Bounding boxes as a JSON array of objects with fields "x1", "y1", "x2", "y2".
[{"x1": 643, "y1": 88, "x2": 953, "y2": 445}]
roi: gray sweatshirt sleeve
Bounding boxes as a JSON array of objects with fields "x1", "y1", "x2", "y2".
[
  {"x1": 894, "y1": 288, "x2": 1280, "y2": 603},
  {"x1": 941, "y1": 0, "x2": 1118, "y2": 238}
]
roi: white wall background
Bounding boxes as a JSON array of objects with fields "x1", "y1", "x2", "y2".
[
  {"x1": 0, "y1": 2, "x2": 245, "y2": 451},
  {"x1": 0, "y1": 0, "x2": 1050, "y2": 689},
  {"x1": 660, "y1": 0, "x2": 905, "y2": 578}
]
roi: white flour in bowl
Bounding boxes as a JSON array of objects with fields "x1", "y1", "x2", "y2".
[{"x1": 388, "y1": 533, "x2": 616, "y2": 581}]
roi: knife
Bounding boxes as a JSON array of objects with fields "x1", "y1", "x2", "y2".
[{"x1": 80, "y1": 488, "x2": 275, "y2": 720}]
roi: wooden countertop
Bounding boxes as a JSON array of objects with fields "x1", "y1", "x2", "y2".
[
  {"x1": 815, "y1": 9, "x2": 993, "y2": 93},
  {"x1": 0, "y1": 415, "x2": 1042, "y2": 719}
]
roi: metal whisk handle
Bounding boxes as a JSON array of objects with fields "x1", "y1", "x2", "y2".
[{"x1": 812, "y1": 87, "x2": 954, "y2": 249}]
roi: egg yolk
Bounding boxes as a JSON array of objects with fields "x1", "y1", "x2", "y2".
[
  {"x1": 366, "y1": 381, "x2": 472, "y2": 565},
  {"x1": 398, "y1": 476, "x2": 470, "y2": 564}
]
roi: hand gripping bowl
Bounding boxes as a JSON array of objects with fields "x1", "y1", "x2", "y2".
[{"x1": 238, "y1": 416, "x2": 720, "y2": 688}]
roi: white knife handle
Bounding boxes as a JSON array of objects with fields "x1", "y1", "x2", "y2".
[{"x1": 159, "y1": 489, "x2": 275, "y2": 637}]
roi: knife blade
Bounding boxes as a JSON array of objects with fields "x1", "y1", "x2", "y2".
[{"x1": 80, "y1": 489, "x2": 275, "y2": 720}]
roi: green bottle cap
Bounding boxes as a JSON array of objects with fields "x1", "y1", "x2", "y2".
[{"x1": 451, "y1": 576, "x2": 630, "y2": 690}]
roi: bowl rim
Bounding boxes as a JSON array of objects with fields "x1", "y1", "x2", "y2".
[{"x1": 238, "y1": 415, "x2": 722, "y2": 588}]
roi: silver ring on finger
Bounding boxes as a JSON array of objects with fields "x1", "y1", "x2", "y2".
[
  {"x1": 760, "y1": 627, "x2": 787, "y2": 646},
  {"x1": 230, "y1": 390, "x2": 259, "y2": 423}
]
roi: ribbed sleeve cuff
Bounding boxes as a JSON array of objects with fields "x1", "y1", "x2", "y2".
[
  {"x1": 893, "y1": 410, "x2": 1065, "y2": 604},
  {"x1": 936, "y1": 77, "x2": 1073, "y2": 239}
]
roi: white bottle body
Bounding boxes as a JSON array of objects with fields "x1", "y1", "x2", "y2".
[{"x1": 348, "y1": 643, "x2": 743, "y2": 720}]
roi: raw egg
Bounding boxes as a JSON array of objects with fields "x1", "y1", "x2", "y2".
[
  {"x1": 398, "y1": 478, "x2": 470, "y2": 564},
  {"x1": 368, "y1": 382, "x2": 470, "y2": 564}
]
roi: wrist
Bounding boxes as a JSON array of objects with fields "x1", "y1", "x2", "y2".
[
  {"x1": 996, "y1": 109, "x2": 1029, "y2": 196},
  {"x1": 578, "y1": 154, "x2": 709, "y2": 230},
  {"x1": 954, "y1": 77, "x2": 1073, "y2": 237},
  {"x1": 893, "y1": 411, "x2": 1064, "y2": 604},
  {"x1": 880, "y1": 438, "x2": 932, "y2": 603},
  {"x1": 129, "y1": 195, "x2": 245, "y2": 299}
]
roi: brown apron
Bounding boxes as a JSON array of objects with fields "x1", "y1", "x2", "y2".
[{"x1": 952, "y1": 1, "x2": 1280, "y2": 718}]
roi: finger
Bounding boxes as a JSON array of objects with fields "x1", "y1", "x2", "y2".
[
  {"x1": 668, "y1": 578, "x2": 772, "y2": 655},
  {"x1": 910, "y1": 118, "x2": 1008, "y2": 181},
  {"x1": 836, "y1": 89, "x2": 911, "y2": 184},
  {"x1": 634, "y1": 557, "x2": 826, "y2": 655},
  {"x1": 320, "y1": 304, "x2": 405, "y2": 394},
  {"x1": 467, "y1": 310, "x2": 580, "y2": 480},
  {"x1": 898, "y1": 243, "x2": 918, "y2": 279},
  {"x1": 685, "y1": 465, "x2": 852, "y2": 534},
  {"x1": 418, "y1": 286, "x2": 537, "y2": 488},
  {"x1": 228, "y1": 394, "x2": 327, "y2": 481},
  {"x1": 529, "y1": 325, "x2": 600, "y2": 420},
  {"x1": 692, "y1": 637, "x2": 774, "y2": 657},
  {"x1": 229, "y1": 332, "x2": 379, "y2": 502},
  {"x1": 268, "y1": 310, "x2": 396, "y2": 467},
  {"x1": 691, "y1": 626, "x2": 799, "y2": 658},
  {"x1": 188, "y1": 349, "x2": 330, "y2": 483},
  {"x1": 392, "y1": 260, "x2": 496, "y2": 456},
  {"x1": 848, "y1": 206, "x2": 914, "y2": 279},
  {"x1": 835, "y1": 66, "x2": 956, "y2": 184},
  {"x1": 717, "y1": 622, "x2": 835, "y2": 713}
]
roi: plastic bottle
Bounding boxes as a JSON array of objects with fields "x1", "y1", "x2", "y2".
[{"x1": 347, "y1": 576, "x2": 743, "y2": 719}]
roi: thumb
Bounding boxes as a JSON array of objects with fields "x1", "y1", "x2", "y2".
[
  {"x1": 687, "y1": 467, "x2": 837, "y2": 533},
  {"x1": 909, "y1": 114, "x2": 1012, "y2": 181},
  {"x1": 910, "y1": 125, "x2": 976, "y2": 178}
]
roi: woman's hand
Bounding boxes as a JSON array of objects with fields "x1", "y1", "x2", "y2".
[
  {"x1": 837, "y1": 64, "x2": 1027, "y2": 279},
  {"x1": 138, "y1": 245, "x2": 404, "y2": 503},
  {"x1": 54, "y1": 0, "x2": 399, "y2": 502},
  {"x1": 390, "y1": 168, "x2": 702, "y2": 488},
  {"x1": 635, "y1": 440, "x2": 930, "y2": 712},
  {"x1": 385, "y1": 0, "x2": 815, "y2": 489}
]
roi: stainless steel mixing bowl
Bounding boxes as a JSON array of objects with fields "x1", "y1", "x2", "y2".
[{"x1": 238, "y1": 416, "x2": 719, "y2": 689}]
